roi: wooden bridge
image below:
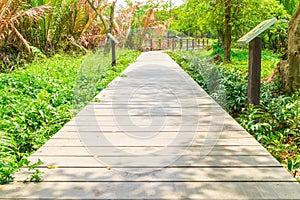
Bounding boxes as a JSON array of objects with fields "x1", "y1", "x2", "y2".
[{"x1": 1, "y1": 51, "x2": 300, "y2": 199}]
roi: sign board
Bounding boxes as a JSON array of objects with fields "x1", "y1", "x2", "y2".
[
  {"x1": 107, "y1": 33, "x2": 119, "y2": 44},
  {"x1": 238, "y1": 17, "x2": 277, "y2": 44}
]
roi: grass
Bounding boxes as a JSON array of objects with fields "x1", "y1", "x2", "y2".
[
  {"x1": 0, "y1": 49, "x2": 141, "y2": 184},
  {"x1": 229, "y1": 48, "x2": 281, "y2": 78}
]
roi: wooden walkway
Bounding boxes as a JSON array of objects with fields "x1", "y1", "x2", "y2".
[{"x1": 1, "y1": 52, "x2": 300, "y2": 199}]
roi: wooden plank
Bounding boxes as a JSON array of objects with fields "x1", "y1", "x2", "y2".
[
  {"x1": 58, "y1": 125, "x2": 245, "y2": 132},
  {"x1": 1, "y1": 182, "x2": 300, "y2": 199},
  {"x1": 84, "y1": 103, "x2": 221, "y2": 108},
  {"x1": 68, "y1": 116, "x2": 236, "y2": 126},
  {"x1": 50, "y1": 132, "x2": 253, "y2": 142},
  {"x1": 67, "y1": 116, "x2": 244, "y2": 130},
  {"x1": 90, "y1": 100, "x2": 218, "y2": 105},
  {"x1": 14, "y1": 167, "x2": 295, "y2": 182},
  {"x1": 67, "y1": 115, "x2": 229, "y2": 122},
  {"x1": 52, "y1": 130, "x2": 252, "y2": 139},
  {"x1": 43, "y1": 138, "x2": 260, "y2": 147},
  {"x1": 94, "y1": 98, "x2": 218, "y2": 104},
  {"x1": 27, "y1": 155, "x2": 281, "y2": 167},
  {"x1": 100, "y1": 87, "x2": 208, "y2": 97},
  {"x1": 83, "y1": 105, "x2": 223, "y2": 111},
  {"x1": 76, "y1": 107, "x2": 227, "y2": 116},
  {"x1": 32, "y1": 145, "x2": 269, "y2": 156}
]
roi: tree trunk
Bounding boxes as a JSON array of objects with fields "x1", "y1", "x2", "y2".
[
  {"x1": 224, "y1": 0, "x2": 232, "y2": 63},
  {"x1": 217, "y1": 29, "x2": 224, "y2": 47},
  {"x1": 266, "y1": 5, "x2": 300, "y2": 90},
  {"x1": 104, "y1": 1, "x2": 116, "y2": 54},
  {"x1": 287, "y1": 5, "x2": 300, "y2": 91}
]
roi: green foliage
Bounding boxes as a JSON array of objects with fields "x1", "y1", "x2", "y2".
[
  {"x1": 0, "y1": 50, "x2": 141, "y2": 184},
  {"x1": 22, "y1": 159, "x2": 45, "y2": 183},
  {"x1": 171, "y1": 0, "x2": 288, "y2": 37},
  {"x1": 224, "y1": 48, "x2": 281, "y2": 78},
  {"x1": 168, "y1": 49, "x2": 299, "y2": 180},
  {"x1": 169, "y1": 0, "x2": 291, "y2": 55},
  {"x1": 238, "y1": 92, "x2": 300, "y2": 179},
  {"x1": 277, "y1": 0, "x2": 300, "y2": 15},
  {"x1": 212, "y1": 40, "x2": 224, "y2": 56},
  {"x1": 263, "y1": 20, "x2": 289, "y2": 55}
]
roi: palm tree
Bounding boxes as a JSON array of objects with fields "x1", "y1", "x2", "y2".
[{"x1": 0, "y1": 0, "x2": 51, "y2": 53}]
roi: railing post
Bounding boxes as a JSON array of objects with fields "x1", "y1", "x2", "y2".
[
  {"x1": 167, "y1": 39, "x2": 170, "y2": 49},
  {"x1": 180, "y1": 39, "x2": 183, "y2": 49},
  {"x1": 159, "y1": 39, "x2": 162, "y2": 50},
  {"x1": 192, "y1": 39, "x2": 195, "y2": 50},
  {"x1": 202, "y1": 39, "x2": 205, "y2": 47},
  {"x1": 172, "y1": 38, "x2": 175, "y2": 51},
  {"x1": 207, "y1": 38, "x2": 209, "y2": 46},
  {"x1": 150, "y1": 39, "x2": 153, "y2": 51},
  {"x1": 186, "y1": 39, "x2": 189, "y2": 50},
  {"x1": 174, "y1": 39, "x2": 177, "y2": 49}
]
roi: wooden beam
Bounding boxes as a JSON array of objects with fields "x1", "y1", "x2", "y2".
[
  {"x1": 150, "y1": 39, "x2": 153, "y2": 51},
  {"x1": 192, "y1": 39, "x2": 195, "y2": 50},
  {"x1": 247, "y1": 37, "x2": 262, "y2": 105},
  {"x1": 180, "y1": 39, "x2": 182, "y2": 49},
  {"x1": 172, "y1": 38, "x2": 175, "y2": 51},
  {"x1": 186, "y1": 39, "x2": 189, "y2": 50}
]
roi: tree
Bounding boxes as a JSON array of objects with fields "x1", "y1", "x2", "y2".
[
  {"x1": 278, "y1": 0, "x2": 299, "y2": 15},
  {"x1": 264, "y1": 4, "x2": 300, "y2": 91},
  {"x1": 170, "y1": 0, "x2": 288, "y2": 62},
  {"x1": 287, "y1": 5, "x2": 300, "y2": 90},
  {"x1": 0, "y1": 1, "x2": 51, "y2": 53},
  {"x1": 224, "y1": 0, "x2": 232, "y2": 63}
]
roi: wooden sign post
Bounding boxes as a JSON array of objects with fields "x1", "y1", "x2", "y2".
[
  {"x1": 238, "y1": 17, "x2": 277, "y2": 105},
  {"x1": 107, "y1": 33, "x2": 119, "y2": 66},
  {"x1": 248, "y1": 37, "x2": 262, "y2": 105}
]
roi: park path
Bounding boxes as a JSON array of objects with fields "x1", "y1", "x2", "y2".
[{"x1": 1, "y1": 51, "x2": 300, "y2": 199}]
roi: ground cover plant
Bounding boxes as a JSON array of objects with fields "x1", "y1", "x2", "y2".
[
  {"x1": 0, "y1": 50, "x2": 140, "y2": 184},
  {"x1": 168, "y1": 48, "x2": 300, "y2": 182}
]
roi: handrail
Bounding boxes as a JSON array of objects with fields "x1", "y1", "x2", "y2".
[{"x1": 148, "y1": 38, "x2": 210, "y2": 51}]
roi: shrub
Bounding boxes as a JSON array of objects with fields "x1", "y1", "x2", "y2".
[
  {"x1": 168, "y1": 49, "x2": 299, "y2": 180},
  {"x1": 0, "y1": 49, "x2": 141, "y2": 184}
]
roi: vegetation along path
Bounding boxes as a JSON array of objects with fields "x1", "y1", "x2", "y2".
[{"x1": 1, "y1": 51, "x2": 300, "y2": 199}]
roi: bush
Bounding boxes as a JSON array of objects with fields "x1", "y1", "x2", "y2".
[
  {"x1": 168, "y1": 49, "x2": 300, "y2": 181},
  {"x1": 0, "y1": 49, "x2": 141, "y2": 184}
]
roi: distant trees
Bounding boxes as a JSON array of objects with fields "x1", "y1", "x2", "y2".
[
  {"x1": 0, "y1": 0, "x2": 171, "y2": 70},
  {"x1": 169, "y1": 0, "x2": 289, "y2": 62}
]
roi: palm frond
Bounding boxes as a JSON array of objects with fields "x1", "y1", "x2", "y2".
[
  {"x1": 10, "y1": 23, "x2": 32, "y2": 52},
  {"x1": 10, "y1": 5, "x2": 52, "y2": 24},
  {"x1": 0, "y1": 3, "x2": 51, "y2": 52},
  {"x1": 80, "y1": 12, "x2": 97, "y2": 36},
  {"x1": 72, "y1": 7, "x2": 89, "y2": 36}
]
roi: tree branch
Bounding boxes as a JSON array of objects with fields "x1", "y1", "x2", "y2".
[{"x1": 86, "y1": 0, "x2": 108, "y2": 33}]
